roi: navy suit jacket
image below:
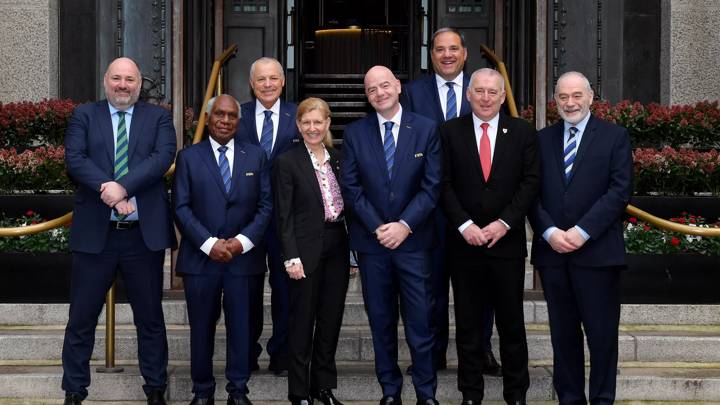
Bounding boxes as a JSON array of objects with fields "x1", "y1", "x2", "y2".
[
  {"x1": 173, "y1": 139, "x2": 272, "y2": 275},
  {"x1": 529, "y1": 114, "x2": 633, "y2": 268},
  {"x1": 236, "y1": 100, "x2": 302, "y2": 165},
  {"x1": 64, "y1": 100, "x2": 177, "y2": 254},
  {"x1": 400, "y1": 73, "x2": 472, "y2": 124},
  {"x1": 341, "y1": 110, "x2": 441, "y2": 254}
]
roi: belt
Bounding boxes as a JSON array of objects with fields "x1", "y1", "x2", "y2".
[{"x1": 110, "y1": 221, "x2": 138, "y2": 230}]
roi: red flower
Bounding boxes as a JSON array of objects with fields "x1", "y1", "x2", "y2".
[
  {"x1": 25, "y1": 210, "x2": 35, "y2": 217},
  {"x1": 642, "y1": 225, "x2": 651, "y2": 231},
  {"x1": 670, "y1": 237, "x2": 681, "y2": 246},
  {"x1": 628, "y1": 217, "x2": 637, "y2": 224}
]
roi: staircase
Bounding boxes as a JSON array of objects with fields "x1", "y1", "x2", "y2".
[{"x1": 1, "y1": 250, "x2": 720, "y2": 403}]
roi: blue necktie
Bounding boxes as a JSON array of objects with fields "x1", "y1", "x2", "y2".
[
  {"x1": 260, "y1": 110, "x2": 273, "y2": 158},
  {"x1": 218, "y1": 145, "x2": 231, "y2": 193},
  {"x1": 383, "y1": 121, "x2": 395, "y2": 179},
  {"x1": 564, "y1": 126, "x2": 578, "y2": 183},
  {"x1": 445, "y1": 82, "x2": 457, "y2": 121}
]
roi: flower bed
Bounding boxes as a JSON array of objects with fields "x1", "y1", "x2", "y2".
[
  {"x1": 633, "y1": 147, "x2": 720, "y2": 196},
  {"x1": 0, "y1": 146, "x2": 72, "y2": 193},
  {"x1": 624, "y1": 213, "x2": 720, "y2": 255},
  {"x1": 0, "y1": 210, "x2": 69, "y2": 253}
]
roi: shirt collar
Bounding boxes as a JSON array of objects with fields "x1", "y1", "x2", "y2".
[
  {"x1": 255, "y1": 98, "x2": 281, "y2": 116},
  {"x1": 209, "y1": 136, "x2": 234, "y2": 152},
  {"x1": 377, "y1": 105, "x2": 403, "y2": 128},
  {"x1": 564, "y1": 112, "x2": 591, "y2": 135},
  {"x1": 305, "y1": 143, "x2": 330, "y2": 168},
  {"x1": 435, "y1": 71, "x2": 464, "y2": 90},
  {"x1": 472, "y1": 112, "x2": 500, "y2": 130},
  {"x1": 108, "y1": 102, "x2": 135, "y2": 116}
]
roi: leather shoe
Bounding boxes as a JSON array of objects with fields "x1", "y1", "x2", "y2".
[
  {"x1": 289, "y1": 395, "x2": 314, "y2": 405},
  {"x1": 64, "y1": 393, "x2": 83, "y2": 405},
  {"x1": 227, "y1": 394, "x2": 253, "y2": 405},
  {"x1": 313, "y1": 389, "x2": 343, "y2": 405},
  {"x1": 189, "y1": 396, "x2": 214, "y2": 405},
  {"x1": 380, "y1": 395, "x2": 402, "y2": 405},
  {"x1": 147, "y1": 390, "x2": 167, "y2": 405},
  {"x1": 482, "y1": 351, "x2": 502, "y2": 377},
  {"x1": 416, "y1": 399, "x2": 439, "y2": 405}
]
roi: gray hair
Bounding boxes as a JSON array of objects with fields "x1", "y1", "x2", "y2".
[
  {"x1": 249, "y1": 57, "x2": 285, "y2": 82},
  {"x1": 206, "y1": 95, "x2": 242, "y2": 117},
  {"x1": 430, "y1": 27, "x2": 466, "y2": 49},
  {"x1": 554, "y1": 71, "x2": 593, "y2": 94},
  {"x1": 468, "y1": 68, "x2": 505, "y2": 92}
]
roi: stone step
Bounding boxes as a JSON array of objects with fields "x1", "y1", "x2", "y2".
[
  {"x1": 1, "y1": 325, "x2": 719, "y2": 365},
  {"x1": 1, "y1": 364, "x2": 720, "y2": 401}
]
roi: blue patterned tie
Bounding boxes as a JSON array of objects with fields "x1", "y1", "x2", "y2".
[
  {"x1": 260, "y1": 110, "x2": 273, "y2": 158},
  {"x1": 383, "y1": 121, "x2": 395, "y2": 179},
  {"x1": 113, "y1": 112, "x2": 128, "y2": 219},
  {"x1": 564, "y1": 126, "x2": 578, "y2": 183},
  {"x1": 218, "y1": 145, "x2": 231, "y2": 193},
  {"x1": 445, "y1": 82, "x2": 457, "y2": 121}
]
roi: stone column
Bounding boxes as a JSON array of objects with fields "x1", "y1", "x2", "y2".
[
  {"x1": 0, "y1": 0, "x2": 58, "y2": 102},
  {"x1": 662, "y1": 0, "x2": 720, "y2": 105}
]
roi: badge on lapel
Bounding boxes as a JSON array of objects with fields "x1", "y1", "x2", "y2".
[
  {"x1": 292, "y1": 138, "x2": 300, "y2": 143},
  {"x1": 414, "y1": 152, "x2": 424, "y2": 158},
  {"x1": 502, "y1": 128, "x2": 508, "y2": 134},
  {"x1": 245, "y1": 172, "x2": 255, "y2": 176}
]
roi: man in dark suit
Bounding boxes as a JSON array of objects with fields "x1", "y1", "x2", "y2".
[
  {"x1": 174, "y1": 94, "x2": 272, "y2": 405},
  {"x1": 529, "y1": 71, "x2": 633, "y2": 405},
  {"x1": 341, "y1": 65, "x2": 442, "y2": 405},
  {"x1": 401, "y1": 27, "x2": 499, "y2": 376},
  {"x1": 62, "y1": 57, "x2": 176, "y2": 405},
  {"x1": 440, "y1": 68, "x2": 539, "y2": 405},
  {"x1": 236, "y1": 57, "x2": 302, "y2": 376}
]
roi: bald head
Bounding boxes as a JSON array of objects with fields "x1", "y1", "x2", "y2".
[
  {"x1": 104, "y1": 57, "x2": 142, "y2": 110},
  {"x1": 364, "y1": 66, "x2": 401, "y2": 119}
]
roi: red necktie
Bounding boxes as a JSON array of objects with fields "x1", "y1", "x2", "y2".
[{"x1": 479, "y1": 122, "x2": 491, "y2": 181}]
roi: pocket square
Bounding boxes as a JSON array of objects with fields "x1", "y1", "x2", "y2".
[
  {"x1": 245, "y1": 172, "x2": 255, "y2": 176},
  {"x1": 414, "y1": 152, "x2": 424, "y2": 158}
]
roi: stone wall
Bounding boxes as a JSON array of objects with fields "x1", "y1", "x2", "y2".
[
  {"x1": 663, "y1": 0, "x2": 720, "y2": 104},
  {"x1": 0, "y1": 0, "x2": 58, "y2": 102}
]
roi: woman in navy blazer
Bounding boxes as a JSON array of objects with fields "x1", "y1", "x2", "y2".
[{"x1": 273, "y1": 98, "x2": 349, "y2": 405}]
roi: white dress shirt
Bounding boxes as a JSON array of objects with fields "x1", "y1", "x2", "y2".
[
  {"x1": 436, "y1": 72, "x2": 464, "y2": 119},
  {"x1": 254, "y1": 99, "x2": 281, "y2": 151}
]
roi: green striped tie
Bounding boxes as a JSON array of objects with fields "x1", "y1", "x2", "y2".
[{"x1": 114, "y1": 112, "x2": 128, "y2": 219}]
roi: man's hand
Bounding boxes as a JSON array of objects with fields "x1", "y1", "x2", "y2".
[
  {"x1": 209, "y1": 239, "x2": 233, "y2": 262},
  {"x1": 548, "y1": 229, "x2": 577, "y2": 254},
  {"x1": 224, "y1": 238, "x2": 244, "y2": 257},
  {"x1": 114, "y1": 199, "x2": 136, "y2": 216},
  {"x1": 286, "y1": 262, "x2": 306, "y2": 280},
  {"x1": 376, "y1": 222, "x2": 410, "y2": 250},
  {"x1": 564, "y1": 227, "x2": 587, "y2": 250},
  {"x1": 461, "y1": 223, "x2": 487, "y2": 246},
  {"x1": 100, "y1": 181, "x2": 128, "y2": 207},
  {"x1": 481, "y1": 220, "x2": 508, "y2": 248}
]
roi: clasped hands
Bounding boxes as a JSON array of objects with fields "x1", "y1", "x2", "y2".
[
  {"x1": 100, "y1": 181, "x2": 135, "y2": 215},
  {"x1": 461, "y1": 220, "x2": 508, "y2": 248},
  {"x1": 547, "y1": 227, "x2": 586, "y2": 254},
  {"x1": 376, "y1": 221, "x2": 410, "y2": 250},
  {"x1": 209, "y1": 238, "x2": 244, "y2": 262}
]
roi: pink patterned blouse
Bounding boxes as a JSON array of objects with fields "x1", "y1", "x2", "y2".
[{"x1": 307, "y1": 145, "x2": 344, "y2": 222}]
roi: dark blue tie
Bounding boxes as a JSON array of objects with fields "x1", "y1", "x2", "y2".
[
  {"x1": 383, "y1": 121, "x2": 395, "y2": 179},
  {"x1": 218, "y1": 145, "x2": 231, "y2": 193},
  {"x1": 564, "y1": 126, "x2": 578, "y2": 183},
  {"x1": 260, "y1": 110, "x2": 273, "y2": 158},
  {"x1": 445, "y1": 82, "x2": 457, "y2": 121}
]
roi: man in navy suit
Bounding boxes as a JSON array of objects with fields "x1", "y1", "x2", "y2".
[
  {"x1": 62, "y1": 57, "x2": 176, "y2": 405},
  {"x1": 529, "y1": 71, "x2": 633, "y2": 405},
  {"x1": 174, "y1": 94, "x2": 272, "y2": 405},
  {"x1": 236, "y1": 57, "x2": 301, "y2": 376},
  {"x1": 401, "y1": 27, "x2": 499, "y2": 376},
  {"x1": 341, "y1": 66, "x2": 442, "y2": 405}
]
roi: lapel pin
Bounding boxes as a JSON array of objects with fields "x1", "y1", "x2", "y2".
[
  {"x1": 245, "y1": 172, "x2": 254, "y2": 176},
  {"x1": 502, "y1": 128, "x2": 508, "y2": 134},
  {"x1": 414, "y1": 152, "x2": 424, "y2": 158},
  {"x1": 405, "y1": 125, "x2": 412, "y2": 129},
  {"x1": 292, "y1": 138, "x2": 300, "y2": 142}
]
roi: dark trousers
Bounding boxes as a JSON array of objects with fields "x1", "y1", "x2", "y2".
[
  {"x1": 450, "y1": 256, "x2": 529, "y2": 402},
  {"x1": 539, "y1": 263, "x2": 622, "y2": 405},
  {"x1": 288, "y1": 224, "x2": 349, "y2": 398},
  {"x1": 184, "y1": 271, "x2": 264, "y2": 397},
  {"x1": 62, "y1": 226, "x2": 168, "y2": 400},
  {"x1": 359, "y1": 250, "x2": 437, "y2": 401}
]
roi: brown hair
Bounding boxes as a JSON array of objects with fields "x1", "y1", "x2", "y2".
[{"x1": 296, "y1": 97, "x2": 334, "y2": 148}]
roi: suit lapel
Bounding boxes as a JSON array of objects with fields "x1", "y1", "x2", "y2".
[
  {"x1": 392, "y1": 113, "x2": 415, "y2": 185},
  {"x1": 366, "y1": 114, "x2": 391, "y2": 183},
  {"x1": 243, "y1": 103, "x2": 260, "y2": 146},
  {"x1": 567, "y1": 114, "x2": 598, "y2": 186},
  {"x1": 272, "y1": 102, "x2": 296, "y2": 160},
  {"x1": 127, "y1": 102, "x2": 145, "y2": 161},
  {"x1": 296, "y1": 146, "x2": 323, "y2": 206},
  {"x1": 424, "y1": 76, "x2": 445, "y2": 122},
  {"x1": 459, "y1": 73, "x2": 472, "y2": 116},
  {"x1": 199, "y1": 140, "x2": 230, "y2": 198},
  {"x1": 550, "y1": 122, "x2": 567, "y2": 186},
  {"x1": 98, "y1": 101, "x2": 115, "y2": 165},
  {"x1": 458, "y1": 115, "x2": 485, "y2": 182},
  {"x1": 229, "y1": 141, "x2": 249, "y2": 197},
  {"x1": 489, "y1": 114, "x2": 512, "y2": 181}
]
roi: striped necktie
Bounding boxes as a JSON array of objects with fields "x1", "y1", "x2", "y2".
[
  {"x1": 383, "y1": 121, "x2": 395, "y2": 179},
  {"x1": 218, "y1": 145, "x2": 231, "y2": 193},
  {"x1": 260, "y1": 110, "x2": 273, "y2": 158},
  {"x1": 445, "y1": 82, "x2": 456, "y2": 121},
  {"x1": 564, "y1": 126, "x2": 578, "y2": 183},
  {"x1": 113, "y1": 112, "x2": 129, "y2": 219}
]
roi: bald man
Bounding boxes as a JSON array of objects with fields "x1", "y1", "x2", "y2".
[
  {"x1": 62, "y1": 57, "x2": 177, "y2": 405},
  {"x1": 341, "y1": 66, "x2": 441, "y2": 405}
]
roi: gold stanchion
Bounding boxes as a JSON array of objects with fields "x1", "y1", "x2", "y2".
[{"x1": 96, "y1": 281, "x2": 123, "y2": 373}]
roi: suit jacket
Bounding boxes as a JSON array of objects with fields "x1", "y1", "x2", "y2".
[
  {"x1": 341, "y1": 111, "x2": 441, "y2": 254},
  {"x1": 529, "y1": 114, "x2": 633, "y2": 267},
  {"x1": 64, "y1": 100, "x2": 177, "y2": 254},
  {"x1": 236, "y1": 100, "x2": 302, "y2": 165},
  {"x1": 400, "y1": 73, "x2": 472, "y2": 124},
  {"x1": 273, "y1": 144, "x2": 346, "y2": 273},
  {"x1": 173, "y1": 139, "x2": 272, "y2": 275},
  {"x1": 440, "y1": 113, "x2": 540, "y2": 259}
]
